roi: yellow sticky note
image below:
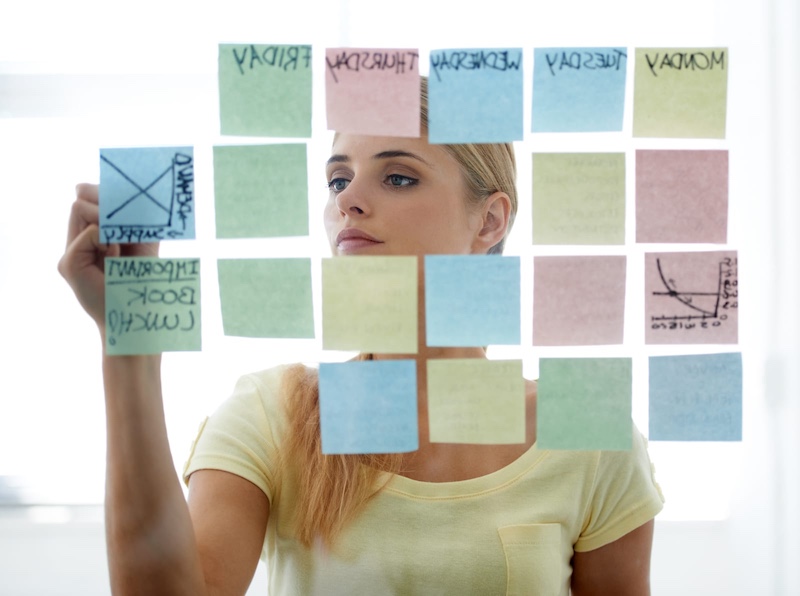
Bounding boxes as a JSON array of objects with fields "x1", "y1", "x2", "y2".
[
  {"x1": 633, "y1": 48, "x2": 728, "y2": 138},
  {"x1": 532, "y1": 153, "x2": 626, "y2": 245},
  {"x1": 322, "y1": 256, "x2": 418, "y2": 353},
  {"x1": 427, "y1": 359, "x2": 525, "y2": 444}
]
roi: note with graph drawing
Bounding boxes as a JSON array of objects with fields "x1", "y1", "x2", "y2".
[
  {"x1": 99, "y1": 147, "x2": 195, "y2": 244},
  {"x1": 645, "y1": 251, "x2": 738, "y2": 344}
]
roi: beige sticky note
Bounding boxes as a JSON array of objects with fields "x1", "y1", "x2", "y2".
[
  {"x1": 633, "y1": 48, "x2": 728, "y2": 138},
  {"x1": 322, "y1": 256, "x2": 418, "y2": 353},
  {"x1": 533, "y1": 256, "x2": 627, "y2": 346},
  {"x1": 325, "y1": 48, "x2": 421, "y2": 137},
  {"x1": 636, "y1": 149, "x2": 728, "y2": 244},
  {"x1": 427, "y1": 359, "x2": 525, "y2": 444},
  {"x1": 645, "y1": 251, "x2": 738, "y2": 344}
]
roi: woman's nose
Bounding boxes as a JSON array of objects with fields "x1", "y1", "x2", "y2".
[{"x1": 335, "y1": 179, "x2": 370, "y2": 217}]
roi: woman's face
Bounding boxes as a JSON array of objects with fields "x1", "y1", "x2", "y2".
[{"x1": 323, "y1": 133, "x2": 484, "y2": 256}]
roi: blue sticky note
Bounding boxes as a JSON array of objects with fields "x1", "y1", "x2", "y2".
[
  {"x1": 100, "y1": 147, "x2": 195, "y2": 243},
  {"x1": 532, "y1": 47, "x2": 628, "y2": 132},
  {"x1": 425, "y1": 255, "x2": 520, "y2": 347},
  {"x1": 319, "y1": 360, "x2": 418, "y2": 454},
  {"x1": 428, "y1": 48, "x2": 523, "y2": 143},
  {"x1": 649, "y1": 353, "x2": 742, "y2": 441}
]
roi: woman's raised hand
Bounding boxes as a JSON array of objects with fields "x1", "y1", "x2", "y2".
[{"x1": 57, "y1": 183, "x2": 158, "y2": 333}]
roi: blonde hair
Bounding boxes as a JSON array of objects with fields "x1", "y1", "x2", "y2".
[{"x1": 282, "y1": 76, "x2": 520, "y2": 548}]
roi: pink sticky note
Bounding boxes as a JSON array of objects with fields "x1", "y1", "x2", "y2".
[
  {"x1": 325, "y1": 48, "x2": 421, "y2": 137},
  {"x1": 636, "y1": 150, "x2": 728, "y2": 243},
  {"x1": 533, "y1": 256, "x2": 627, "y2": 346},
  {"x1": 645, "y1": 251, "x2": 738, "y2": 344}
]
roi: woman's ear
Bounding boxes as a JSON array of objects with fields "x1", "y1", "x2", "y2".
[{"x1": 472, "y1": 191, "x2": 512, "y2": 253}]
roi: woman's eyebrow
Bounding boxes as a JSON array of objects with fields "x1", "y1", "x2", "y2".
[
  {"x1": 372, "y1": 150, "x2": 433, "y2": 167},
  {"x1": 326, "y1": 150, "x2": 434, "y2": 168},
  {"x1": 326, "y1": 154, "x2": 349, "y2": 166}
]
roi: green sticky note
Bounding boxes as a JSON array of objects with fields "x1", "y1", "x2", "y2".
[
  {"x1": 218, "y1": 44, "x2": 312, "y2": 137},
  {"x1": 322, "y1": 256, "x2": 417, "y2": 353},
  {"x1": 214, "y1": 144, "x2": 308, "y2": 239},
  {"x1": 537, "y1": 358, "x2": 632, "y2": 450},
  {"x1": 633, "y1": 48, "x2": 728, "y2": 138},
  {"x1": 428, "y1": 359, "x2": 525, "y2": 444},
  {"x1": 532, "y1": 153, "x2": 625, "y2": 245},
  {"x1": 217, "y1": 258, "x2": 314, "y2": 338},
  {"x1": 105, "y1": 257, "x2": 201, "y2": 355}
]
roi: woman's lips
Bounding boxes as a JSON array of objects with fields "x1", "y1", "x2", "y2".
[{"x1": 336, "y1": 229, "x2": 383, "y2": 253}]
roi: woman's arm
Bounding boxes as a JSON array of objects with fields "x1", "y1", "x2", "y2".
[
  {"x1": 59, "y1": 184, "x2": 267, "y2": 595},
  {"x1": 570, "y1": 520, "x2": 655, "y2": 596}
]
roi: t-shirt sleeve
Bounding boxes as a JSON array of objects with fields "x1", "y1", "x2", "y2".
[
  {"x1": 573, "y1": 426, "x2": 665, "y2": 552},
  {"x1": 182, "y1": 369, "x2": 286, "y2": 504}
]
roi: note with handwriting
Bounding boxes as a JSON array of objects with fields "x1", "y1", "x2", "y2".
[
  {"x1": 636, "y1": 149, "x2": 728, "y2": 243},
  {"x1": 428, "y1": 48, "x2": 523, "y2": 143},
  {"x1": 322, "y1": 256, "x2": 417, "y2": 353},
  {"x1": 533, "y1": 256, "x2": 626, "y2": 346},
  {"x1": 218, "y1": 44, "x2": 312, "y2": 137},
  {"x1": 425, "y1": 255, "x2": 520, "y2": 347},
  {"x1": 537, "y1": 358, "x2": 632, "y2": 450},
  {"x1": 217, "y1": 258, "x2": 314, "y2": 338},
  {"x1": 319, "y1": 360, "x2": 418, "y2": 454},
  {"x1": 325, "y1": 48, "x2": 420, "y2": 137},
  {"x1": 633, "y1": 48, "x2": 728, "y2": 138},
  {"x1": 427, "y1": 359, "x2": 525, "y2": 444},
  {"x1": 645, "y1": 251, "x2": 738, "y2": 344},
  {"x1": 213, "y1": 144, "x2": 308, "y2": 239},
  {"x1": 532, "y1": 47, "x2": 627, "y2": 132},
  {"x1": 105, "y1": 257, "x2": 201, "y2": 355},
  {"x1": 532, "y1": 153, "x2": 625, "y2": 245},
  {"x1": 649, "y1": 353, "x2": 742, "y2": 441},
  {"x1": 99, "y1": 147, "x2": 194, "y2": 244}
]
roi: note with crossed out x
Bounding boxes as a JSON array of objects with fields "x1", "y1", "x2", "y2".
[{"x1": 99, "y1": 146, "x2": 195, "y2": 244}]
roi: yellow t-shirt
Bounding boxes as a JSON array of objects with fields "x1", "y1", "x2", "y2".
[{"x1": 184, "y1": 365, "x2": 664, "y2": 596}]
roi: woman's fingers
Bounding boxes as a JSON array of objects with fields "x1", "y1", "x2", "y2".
[
  {"x1": 66, "y1": 183, "x2": 100, "y2": 250},
  {"x1": 58, "y1": 223, "x2": 118, "y2": 325}
]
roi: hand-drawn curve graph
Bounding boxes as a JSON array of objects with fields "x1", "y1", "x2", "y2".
[
  {"x1": 99, "y1": 147, "x2": 195, "y2": 244},
  {"x1": 645, "y1": 250, "x2": 738, "y2": 344}
]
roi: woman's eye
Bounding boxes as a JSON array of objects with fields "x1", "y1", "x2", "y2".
[
  {"x1": 386, "y1": 174, "x2": 418, "y2": 187},
  {"x1": 327, "y1": 178, "x2": 350, "y2": 192}
]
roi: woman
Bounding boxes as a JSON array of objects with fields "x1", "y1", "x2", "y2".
[{"x1": 58, "y1": 79, "x2": 663, "y2": 595}]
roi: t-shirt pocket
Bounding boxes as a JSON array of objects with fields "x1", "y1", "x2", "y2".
[{"x1": 498, "y1": 523, "x2": 563, "y2": 596}]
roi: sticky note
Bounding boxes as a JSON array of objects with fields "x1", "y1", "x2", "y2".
[
  {"x1": 532, "y1": 47, "x2": 628, "y2": 132},
  {"x1": 428, "y1": 48, "x2": 523, "y2": 143},
  {"x1": 218, "y1": 44, "x2": 312, "y2": 137},
  {"x1": 217, "y1": 258, "x2": 314, "y2": 338},
  {"x1": 99, "y1": 147, "x2": 195, "y2": 244},
  {"x1": 427, "y1": 359, "x2": 525, "y2": 444},
  {"x1": 533, "y1": 256, "x2": 626, "y2": 346},
  {"x1": 213, "y1": 144, "x2": 308, "y2": 239},
  {"x1": 532, "y1": 153, "x2": 626, "y2": 245},
  {"x1": 322, "y1": 256, "x2": 417, "y2": 353},
  {"x1": 425, "y1": 255, "x2": 520, "y2": 347},
  {"x1": 636, "y1": 150, "x2": 728, "y2": 243},
  {"x1": 645, "y1": 251, "x2": 738, "y2": 344},
  {"x1": 319, "y1": 360, "x2": 418, "y2": 454},
  {"x1": 633, "y1": 47, "x2": 728, "y2": 138},
  {"x1": 105, "y1": 257, "x2": 201, "y2": 355},
  {"x1": 537, "y1": 358, "x2": 632, "y2": 451},
  {"x1": 649, "y1": 353, "x2": 742, "y2": 441},
  {"x1": 325, "y1": 48, "x2": 420, "y2": 137}
]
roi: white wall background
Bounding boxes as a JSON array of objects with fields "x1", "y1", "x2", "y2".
[{"x1": 1, "y1": 0, "x2": 797, "y2": 593}]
